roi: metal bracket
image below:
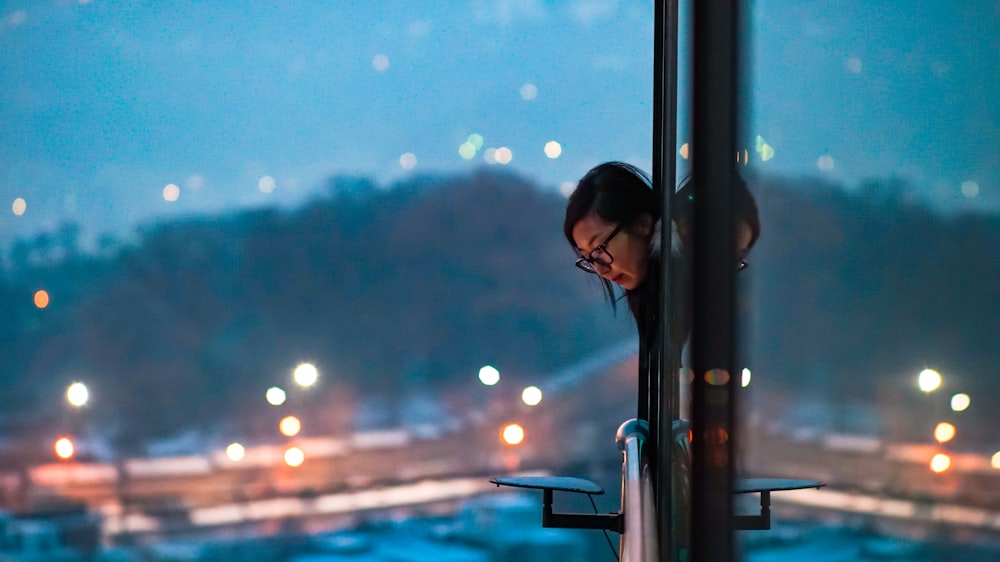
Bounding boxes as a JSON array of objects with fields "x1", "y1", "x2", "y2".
[
  {"x1": 540, "y1": 489, "x2": 623, "y2": 533},
  {"x1": 733, "y1": 490, "x2": 771, "y2": 531}
]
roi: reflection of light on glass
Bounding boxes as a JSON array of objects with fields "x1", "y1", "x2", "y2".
[
  {"x1": 67, "y1": 382, "x2": 89, "y2": 407},
  {"x1": 961, "y1": 181, "x2": 979, "y2": 198},
  {"x1": 483, "y1": 148, "x2": 498, "y2": 164},
  {"x1": 399, "y1": 152, "x2": 417, "y2": 170},
  {"x1": 501, "y1": 423, "x2": 525, "y2": 445},
  {"x1": 918, "y1": 369, "x2": 942, "y2": 393},
  {"x1": 817, "y1": 155, "x2": 835, "y2": 171},
  {"x1": 284, "y1": 446, "x2": 305, "y2": 467},
  {"x1": 458, "y1": 142, "x2": 477, "y2": 160},
  {"x1": 521, "y1": 386, "x2": 543, "y2": 406},
  {"x1": 226, "y1": 442, "x2": 245, "y2": 462},
  {"x1": 479, "y1": 365, "x2": 500, "y2": 386},
  {"x1": 544, "y1": 141, "x2": 562, "y2": 159},
  {"x1": 258, "y1": 176, "x2": 276, "y2": 193},
  {"x1": 741, "y1": 368, "x2": 751, "y2": 388},
  {"x1": 163, "y1": 183, "x2": 180, "y2": 202},
  {"x1": 950, "y1": 393, "x2": 970, "y2": 412},
  {"x1": 495, "y1": 147, "x2": 513, "y2": 165},
  {"x1": 992, "y1": 451, "x2": 1000, "y2": 470},
  {"x1": 519, "y1": 83, "x2": 538, "y2": 100},
  {"x1": 560, "y1": 181, "x2": 575, "y2": 198},
  {"x1": 372, "y1": 54, "x2": 390, "y2": 72},
  {"x1": 467, "y1": 134, "x2": 484, "y2": 149},
  {"x1": 929, "y1": 453, "x2": 951, "y2": 473},
  {"x1": 846, "y1": 57, "x2": 863, "y2": 74},
  {"x1": 266, "y1": 386, "x2": 286, "y2": 406},
  {"x1": 185, "y1": 174, "x2": 205, "y2": 191},
  {"x1": 294, "y1": 363, "x2": 319, "y2": 387},
  {"x1": 34, "y1": 290, "x2": 50, "y2": 309},
  {"x1": 760, "y1": 144, "x2": 775, "y2": 161},
  {"x1": 933, "y1": 422, "x2": 956, "y2": 443},
  {"x1": 12, "y1": 198, "x2": 27, "y2": 216},
  {"x1": 679, "y1": 143, "x2": 689, "y2": 160},
  {"x1": 280, "y1": 415, "x2": 302, "y2": 437},
  {"x1": 54, "y1": 437, "x2": 74, "y2": 460}
]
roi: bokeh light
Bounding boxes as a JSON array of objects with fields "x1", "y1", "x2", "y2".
[
  {"x1": 163, "y1": 183, "x2": 180, "y2": 202},
  {"x1": 399, "y1": 152, "x2": 417, "y2": 170},
  {"x1": 226, "y1": 442, "x2": 246, "y2": 462},
  {"x1": 544, "y1": 141, "x2": 562, "y2": 159},
  {"x1": 483, "y1": 147, "x2": 497, "y2": 164},
  {"x1": 494, "y1": 147, "x2": 513, "y2": 165},
  {"x1": 519, "y1": 83, "x2": 537, "y2": 100},
  {"x1": 372, "y1": 54, "x2": 390, "y2": 72},
  {"x1": 678, "y1": 143, "x2": 689, "y2": 160},
  {"x1": 258, "y1": 176, "x2": 276, "y2": 193},
  {"x1": 458, "y1": 142, "x2": 477, "y2": 160},
  {"x1": 741, "y1": 368, "x2": 751, "y2": 388},
  {"x1": 34, "y1": 290, "x2": 50, "y2": 309},
  {"x1": 12, "y1": 198, "x2": 26, "y2": 216},
  {"x1": 918, "y1": 368, "x2": 942, "y2": 393},
  {"x1": 992, "y1": 451, "x2": 1000, "y2": 470},
  {"x1": 817, "y1": 155, "x2": 835, "y2": 171},
  {"x1": 266, "y1": 386, "x2": 287, "y2": 406},
  {"x1": 961, "y1": 180, "x2": 980, "y2": 198},
  {"x1": 933, "y1": 422, "x2": 956, "y2": 443},
  {"x1": 467, "y1": 133, "x2": 484, "y2": 149},
  {"x1": 501, "y1": 423, "x2": 525, "y2": 445},
  {"x1": 66, "y1": 382, "x2": 89, "y2": 407},
  {"x1": 54, "y1": 437, "x2": 74, "y2": 460},
  {"x1": 950, "y1": 393, "x2": 970, "y2": 412},
  {"x1": 293, "y1": 363, "x2": 319, "y2": 387},
  {"x1": 929, "y1": 453, "x2": 951, "y2": 473},
  {"x1": 284, "y1": 446, "x2": 305, "y2": 467},
  {"x1": 521, "y1": 386, "x2": 542, "y2": 406},
  {"x1": 559, "y1": 181, "x2": 576, "y2": 198},
  {"x1": 279, "y1": 415, "x2": 302, "y2": 437},
  {"x1": 845, "y1": 57, "x2": 863, "y2": 73},
  {"x1": 478, "y1": 365, "x2": 500, "y2": 386}
]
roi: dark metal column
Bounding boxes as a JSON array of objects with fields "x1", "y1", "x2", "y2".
[{"x1": 689, "y1": 0, "x2": 741, "y2": 561}]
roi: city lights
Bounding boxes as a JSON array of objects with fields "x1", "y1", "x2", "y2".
[
  {"x1": 226, "y1": 442, "x2": 246, "y2": 462},
  {"x1": 12, "y1": 197, "x2": 26, "y2": 216},
  {"x1": 66, "y1": 382, "x2": 89, "y2": 407},
  {"x1": 284, "y1": 446, "x2": 305, "y2": 467},
  {"x1": 163, "y1": 183, "x2": 180, "y2": 202},
  {"x1": 521, "y1": 386, "x2": 543, "y2": 406},
  {"x1": 501, "y1": 423, "x2": 525, "y2": 446},
  {"x1": 933, "y1": 422, "x2": 956, "y2": 443},
  {"x1": 929, "y1": 453, "x2": 951, "y2": 474},
  {"x1": 34, "y1": 290, "x2": 49, "y2": 309},
  {"x1": 258, "y1": 176, "x2": 276, "y2": 193},
  {"x1": 54, "y1": 437, "x2": 74, "y2": 460},
  {"x1": 544, "y1": 141, "x2": 562, "y2": 159},
  {"x1": 917, "y1": 369, "x2": 942, "y2": 393},
  {"x1": 279, "y1": 415, "x2": 302, "y2": 437},
  {"x1": 399, "y1": 152, "x2": 417, "y2": 170},
  {"x1": 478, "y1": 365, "x2": 500, "y2": 386},
  {"x1": 293, "y1": 363, "x2": 319, "y2": 387},
  {"x1": 950, "y1": 393, "x2": 970, "y2": 412},
  {"x1": 266, "y1": 386, "x2": 287, "y2": 406},
  {"x1": 741, "y1": 368, "x2": 752, "y2": 388}
]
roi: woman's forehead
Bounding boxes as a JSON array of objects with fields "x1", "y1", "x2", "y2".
[{"x1": 571, "y1": 212, "x2": 616, "y2": 249}]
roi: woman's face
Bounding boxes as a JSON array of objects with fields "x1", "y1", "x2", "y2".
[{"x1": 572, "y1": 212, "x2": 653, "y2": 290}]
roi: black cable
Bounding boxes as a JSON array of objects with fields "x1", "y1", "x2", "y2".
[{"x1": 589, "y1": 494, "x2": 620, "y2": 562}]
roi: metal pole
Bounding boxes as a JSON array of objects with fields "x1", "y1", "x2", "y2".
[{"x1": 689, "y1": 0, "x2": 741, "y2": 560}]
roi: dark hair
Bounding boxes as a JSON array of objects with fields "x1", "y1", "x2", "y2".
[
  {"x1": 672, "y1": 174, "x2": 761, "y2": 249},
  {"x1": 563, "y1": 162, "x2": 661, "y2": 309}
]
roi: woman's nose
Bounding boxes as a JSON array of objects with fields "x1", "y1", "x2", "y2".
[{"x1": 594, "y1": 262, "x2": 614, "y2": 278}]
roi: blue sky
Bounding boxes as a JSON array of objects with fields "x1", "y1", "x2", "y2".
[{"x1": 1, "y1": 0, "x2": 998, "y2": 246}]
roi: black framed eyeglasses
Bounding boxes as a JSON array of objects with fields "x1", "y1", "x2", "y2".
[
  {"x1": 575, "y1": 223, "x2": 624, "y2": 273},
  {"x1": 736, "y1": 248, "x2": 750, "y2": 272}
]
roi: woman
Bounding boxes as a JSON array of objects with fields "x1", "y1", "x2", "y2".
[{"x1": 563, "y1": 161, "x2": 759, "y2": 347}]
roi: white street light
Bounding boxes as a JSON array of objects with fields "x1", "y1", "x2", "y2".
[
  {"x1": 266, "y1": 386, "x2": 287, "y2": 406},
  {"x1": 66, "y1": 382, "x2": 89, "y2": 407},
  {"x1": 950, "y1": 393, "x2": 970, "y2": 412},
  {"x1": 226, "y1": 442, "x2": 246, "y2": 462},
  {"x1": 294, "y1": 363, "x2": 319, "y2": 387},
  {"x1": 478, "y1": 365, "x2": 500, "y2": 386},
  {"x1": 521, "y1": 386, "x2": 543, "y2": 406},
  {"x1": 917, "y1": 369, "x2": 942, "y2": 393}
]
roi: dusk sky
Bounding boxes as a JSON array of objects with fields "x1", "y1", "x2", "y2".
[{"x1": 2, "y1": 0, "x2": 998, "y2": 246}]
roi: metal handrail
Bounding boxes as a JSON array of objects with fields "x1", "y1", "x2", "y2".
[{"x1": 616, "y1": 419, "x2": 659, "y2": 562}]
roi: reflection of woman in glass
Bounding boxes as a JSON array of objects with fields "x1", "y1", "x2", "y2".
[{"x1": 562, "y1": 161, "x2": 759, "y2": 349}]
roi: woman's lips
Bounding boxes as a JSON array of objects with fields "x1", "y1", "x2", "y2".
[{"x1": 612, "y1": 275, "x2": 624, "y2": 284}]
